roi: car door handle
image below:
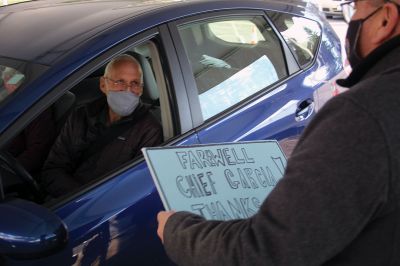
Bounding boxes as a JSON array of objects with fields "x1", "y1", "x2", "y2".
[{"x1": 295, "y1": 99, "x2": 314, "y2": 122}]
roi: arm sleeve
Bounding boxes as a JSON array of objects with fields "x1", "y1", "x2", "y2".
[
  {"x1": 163, "y1": 96, "x2": 390, "y2": 266},
  {"x1": 41, "y1": 111, "x2": 82, "y2": 197},
  {"x1": 17, "y1": 109, "x2": 56, "y2": 174}
]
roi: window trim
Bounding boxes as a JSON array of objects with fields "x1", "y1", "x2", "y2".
[
  {"x1": 266, "y1": 10, "x2": 323, "y2": 70},
  {"x1": 168, "y1": 9, "x2": 300, "y2": 128},
  {"x1": 0, "y1": 27, "x2": 192, "y2": 146},
  {"x1": 263, "y1": 11, "x2": 301, "y2": 74},
  {"x1": 1, "y1": 27, "x2": 197, "y2": 207}
]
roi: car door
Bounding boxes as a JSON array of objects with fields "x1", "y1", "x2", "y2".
[
  {"x1": 2, "y1": 27, "x2": 197, "y2": 266},
  {"x1": 169, "y1": 10, "x2": 325, "y2": 158}
]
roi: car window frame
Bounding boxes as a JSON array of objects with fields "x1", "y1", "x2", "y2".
[
  {"x1": 168, "y1": 9, "x2": 300, "y2": 129},
  {"x1": 266, "y1": 10, "x2": 323, "y2": 69},
  {"x1": 0, "y1": 26, "x2": 199, "y2": 207}
]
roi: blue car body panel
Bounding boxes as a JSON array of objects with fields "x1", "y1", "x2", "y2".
[
  {"x1": 0, "y1": 0, "x2": 317, "y2": 133},
  {"x1": 196, "y1": 6, "x2": 343, "y2": 151},
  {"x1": 0, "y1": 0, "x2": 345, "y2": 265}
]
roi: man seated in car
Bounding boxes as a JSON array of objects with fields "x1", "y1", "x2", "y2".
[{"x1": 41, "y1": 54, "x2": 163, "y2": 197}]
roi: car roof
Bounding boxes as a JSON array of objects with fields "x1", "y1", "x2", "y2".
[{"x1": 0, "y1": 0, "x2": 316, "y2": 66}]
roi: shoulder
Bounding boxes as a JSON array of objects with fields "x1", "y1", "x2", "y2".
[
  {"x1": 135, "y1": 104, "x2": 162, "y2": 128},
  {"x1": 336, "y1": 69, "x2": 400, "y2": 133},
  {"x1": 141, "y1": 110, "x2": 163, "y2": 132},
  {"x1": 67, "y1": 105, "x2": 88, "y2": 125},
  {"x1": 347, "y1": 67, "x2": 400, "y2": 107},
  {"x1": 69, "y1": 97, "x2": 106, "y2": 124}
]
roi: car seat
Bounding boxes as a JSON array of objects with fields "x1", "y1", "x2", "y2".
[
  {"x1": 52, "y1": 91, "x2": 76, "y2": 133},
  {"x1": 125, "y1": 51, "x2": 161, "y2": 122},
  {"x1": 71, "y1": 77, "x2": 102, "y2": 108}
]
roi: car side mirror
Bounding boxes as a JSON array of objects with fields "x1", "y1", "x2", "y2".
[{"x1": 0, "y1": 198, "x2": 68, "y2": 259}]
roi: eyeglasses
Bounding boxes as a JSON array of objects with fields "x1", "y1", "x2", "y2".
[
  {"x1": 104, "y1": 77, "x2": 143, "y2": 91},
  {"x1": 340, "y1": 0, "x2": 360, "y2": 8}
]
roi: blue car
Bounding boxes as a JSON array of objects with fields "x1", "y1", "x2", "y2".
[{"x1": 0, "y1": 0, "x2": 345, "y2": 265}]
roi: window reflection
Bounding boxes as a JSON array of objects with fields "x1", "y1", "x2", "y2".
[{"x1": 0, "y1": 65, "x2": 25, "y2": 102}]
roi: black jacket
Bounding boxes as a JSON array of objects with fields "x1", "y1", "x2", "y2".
[
  {"x1": 41, "y1": 98, "x2": 163, "y2": 197},
  {"x1": 163, "y1": 36, "x2": 400, "y2": 265}
]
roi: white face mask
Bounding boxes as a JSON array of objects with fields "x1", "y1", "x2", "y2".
[{"x1": 107, "y1": 90, "x2": 140, "y2": 117}]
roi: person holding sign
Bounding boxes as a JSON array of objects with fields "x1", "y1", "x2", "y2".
[
  {"x1": 42, "y1": 54, "x2": 162, "y2": 197},
  {"x1": 157, "y1": 1, "x2": 400, "y2": 265}
]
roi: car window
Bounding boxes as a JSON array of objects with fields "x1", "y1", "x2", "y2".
[
  {"x1": 177, "y1": 15, "x2": 288, "y2": 120},
  {"x1": 70, "y1": 39, "x2": 174, "y2": 141},
  {"x1": 62, "y1": 38, "x2": 175, "y2": 187},
  {"x1": 1, "y1": 36, "x2": 176, "y2": 202},
  {"x1": 267, "y1": 12, "x2": 322, "y2": 68},
  {"x1": 0, "y1": 65, "x2": 25, "y2": 103}
]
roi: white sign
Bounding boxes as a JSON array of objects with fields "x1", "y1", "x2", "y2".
[{"x1": 142, "y1": 140, "x2": 287, "y2": 220}]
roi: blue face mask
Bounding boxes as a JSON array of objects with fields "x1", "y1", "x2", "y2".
[{"x1": 107, "y1": 91, "x2": 140, "y2": 117}]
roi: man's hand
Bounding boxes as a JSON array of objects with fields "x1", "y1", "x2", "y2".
[{"x1": 157, "y1": 211, "x2": 176, "y2": 243}]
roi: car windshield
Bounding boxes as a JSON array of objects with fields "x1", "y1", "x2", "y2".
[{"x1": 0, "y1": 64, "x2": 25, "y2": 103}]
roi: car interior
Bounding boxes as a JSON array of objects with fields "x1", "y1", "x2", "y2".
[
  {"x1": 0, "y1": 13, "x2": 305, "y2": 204},
  {"x1": 0, "y1": 14, "x2": 291, "y2": 203},
  {"x1": 0, "y1": 40, "x2": 174, "y2": 204},
  {"x1": 179, "y1": 19, "x2": 288, "y2": 95}
]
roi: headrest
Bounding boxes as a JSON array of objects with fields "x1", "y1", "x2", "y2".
[
  {"x1": 70, "y1": 77, "x2": 103, "y2": 107},
  {"x1": 125, "y1": 51, "x2": 159, "y2": 101}
]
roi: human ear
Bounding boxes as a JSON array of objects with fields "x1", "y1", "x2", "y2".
[
  {"x1": 99, "y1": 76, "x2": 107, "y2": 94},
  {"x1": 373, "y1": 3, "x2": 399, "y2": 44}
]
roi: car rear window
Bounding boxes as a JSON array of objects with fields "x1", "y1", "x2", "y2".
[
  {"x1": 267, "y1": 12, "x2": 321, "y2": 68},
  {"x1": 0, "y1": 65, "x2": 25, "y2": 103},
  {"x1": 178, "y1": 15, "x2": 288, "y2": 120}
]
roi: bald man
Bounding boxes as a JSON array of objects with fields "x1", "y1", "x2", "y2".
[{"x1": 42, "y1": 54, "x2": 162, "y2": 197}]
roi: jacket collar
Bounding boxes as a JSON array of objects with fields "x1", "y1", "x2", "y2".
[{"x1": 337, "y1": 35, "x2": 400, "y2": 88}]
